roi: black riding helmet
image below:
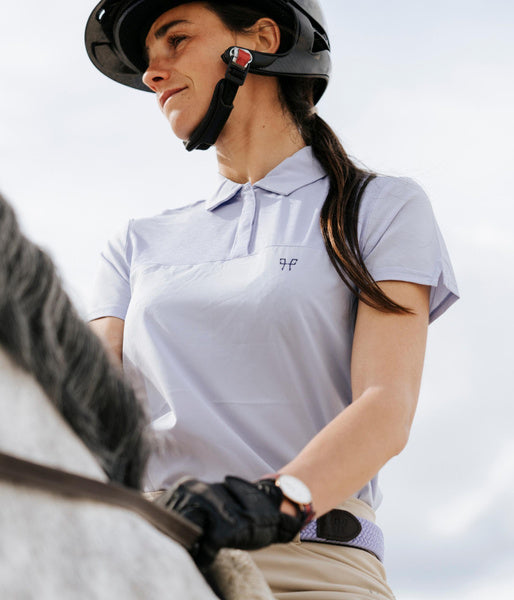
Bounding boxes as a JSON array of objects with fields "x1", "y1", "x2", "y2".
[{"x1": 85, "y1": 0, "x2": 331, "y2": 150}]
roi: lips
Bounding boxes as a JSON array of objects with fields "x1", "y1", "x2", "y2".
[{"x1": 159, "y1": 87, "x2": 187, "y2": 109}]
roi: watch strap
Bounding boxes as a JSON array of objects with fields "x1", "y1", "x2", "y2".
[{"x1": 259, "y1": 475, "x2": 315, "y2": 526}]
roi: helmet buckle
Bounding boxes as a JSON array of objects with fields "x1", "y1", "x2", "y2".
[
  {"x1": 229, "y1": 47, "x2": 253, "y2": 69},
  {"x1": 223, "y1": 47, "x2": 253, "y2": 86}
]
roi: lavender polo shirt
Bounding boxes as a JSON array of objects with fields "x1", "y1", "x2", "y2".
[{"x1": 87, "y1": 147, "x2": 459, "y2": 508}]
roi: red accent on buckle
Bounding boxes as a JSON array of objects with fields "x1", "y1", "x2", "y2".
[{"x1": 233, "y1": 48, "x2": 253, "y2": 69}]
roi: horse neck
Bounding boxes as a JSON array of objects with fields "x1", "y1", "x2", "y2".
[{"x1": 0, "y1": 347, "x2": 105, "y2": 480}]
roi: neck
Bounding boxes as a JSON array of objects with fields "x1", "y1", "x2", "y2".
[{"x1": 214, "y1": 80, "x2": 305, "y2": 184}]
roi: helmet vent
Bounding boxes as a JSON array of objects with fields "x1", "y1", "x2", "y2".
[{"x1": 312, "y1": 31, "x2": 329, "y2": 53}]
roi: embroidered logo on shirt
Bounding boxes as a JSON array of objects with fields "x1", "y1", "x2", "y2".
[{"x1": 280, "y1": 258, "x2": 298, "y2": 271}]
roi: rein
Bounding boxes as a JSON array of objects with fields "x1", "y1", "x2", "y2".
[{"x1": 0, "y1": 451, "x2": 201, "y2": 551}]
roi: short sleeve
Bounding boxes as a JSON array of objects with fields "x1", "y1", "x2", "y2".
[
  {"x1": 358, "y1": 177, "x2": 459, "y2": 323},
  {"x1": 86, "y1": 221, "x2": 133, "y2": 322}
]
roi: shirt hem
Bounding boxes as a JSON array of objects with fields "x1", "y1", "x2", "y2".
[{"x1": 86, "y1": 306, "x2": 127, "y2": 322}]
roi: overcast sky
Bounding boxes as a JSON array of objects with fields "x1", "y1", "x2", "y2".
[{"x1": 1, "y1": 1, "x2": 513, "y2": 598}]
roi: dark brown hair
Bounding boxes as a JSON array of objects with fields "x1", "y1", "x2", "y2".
[{"x1": 208, "y1": 1, "x2": 410, "y2": 314}]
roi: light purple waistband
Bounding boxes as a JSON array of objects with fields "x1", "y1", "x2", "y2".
[{"x1": 300, "y1": 515, "x2": 385, "y2": 562}]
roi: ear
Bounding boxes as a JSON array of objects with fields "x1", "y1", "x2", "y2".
[{"x1": 240, "y1": 18, "x2": 281, "y2": 54}]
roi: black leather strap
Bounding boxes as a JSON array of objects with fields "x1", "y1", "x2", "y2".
[
  {"x1": 316, "y1": 509, "x2": 362, "y2": 542},
  {"x1": 0, "y1": 451, "x2": 201, "y2": 551},
  {"x1": 184, "y1": 47, "x2": 253, "y2": 151},
  {"x1": 184, "y1": 78, "x2": 237, "y2": 151}
]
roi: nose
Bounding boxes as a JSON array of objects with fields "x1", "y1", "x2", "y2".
[{"x1": 142, "y1": 59, "x2": 171, "y2": 92}]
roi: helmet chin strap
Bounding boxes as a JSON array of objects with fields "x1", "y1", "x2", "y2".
[{"x1": 184, "y1": 47, "x2": 253, "y2": 152}]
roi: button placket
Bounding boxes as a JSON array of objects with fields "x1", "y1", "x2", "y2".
[{"x1": 230, "y1": 184, "x2": 257, "y2": 258}]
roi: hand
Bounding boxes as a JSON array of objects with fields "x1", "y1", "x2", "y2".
[{"x1": 155, "y1": 476, "x2": 305, "y2": 569}]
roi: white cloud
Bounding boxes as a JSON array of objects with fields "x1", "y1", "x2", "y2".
[
  {"x1": 399, "y1": 569, "x2": 514, "y2": 600},
  {"x1": 429, "y1": 440, "x2": 514, "y2": 537}
]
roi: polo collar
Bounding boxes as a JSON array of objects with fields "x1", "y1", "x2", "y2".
[{"x1": 205, "y1": 146, "x2": 327, "y2": 211}]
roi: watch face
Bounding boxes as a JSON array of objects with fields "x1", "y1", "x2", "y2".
[{"x1": 277, "y1": 474, "x2": 312, "y2": 505}]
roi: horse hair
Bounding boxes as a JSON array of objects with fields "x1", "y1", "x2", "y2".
[{"x1": 0, "y1": 193, "x2": 151, "y2": 489}]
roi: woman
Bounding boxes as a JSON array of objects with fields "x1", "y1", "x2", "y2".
[{"x1": 85, "y1": 1, "x2": 459, "y2": 597}]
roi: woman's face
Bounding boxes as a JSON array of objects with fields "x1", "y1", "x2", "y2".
[{"x1": 143, "y1": 2, "x2": 247, "y2": 141}]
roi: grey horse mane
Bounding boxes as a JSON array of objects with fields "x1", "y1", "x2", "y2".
[{"x1": 0, "y1": 193, "x2": 150, "y2": 488}]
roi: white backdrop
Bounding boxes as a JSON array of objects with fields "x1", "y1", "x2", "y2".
[{"x1": 1, "y1": 1, "x2": 513, "y2": 598}]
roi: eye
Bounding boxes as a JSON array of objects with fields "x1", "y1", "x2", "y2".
[{"x1": 167, "y1": 34, "x2": 188, "y2": 49}]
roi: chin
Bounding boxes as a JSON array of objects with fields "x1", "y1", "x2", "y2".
[{"x1": 167, "y1": 111, "x2": 204, "y2": 143}]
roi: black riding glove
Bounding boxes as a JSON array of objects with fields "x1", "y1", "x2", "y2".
[{"x1": 155, "y1": 476, "x2": 305, "y2": 569}]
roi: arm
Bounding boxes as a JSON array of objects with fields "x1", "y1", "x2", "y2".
[
  {"x1": 89, "y1": 316, "x2": 125, "y2": 366},
  {"x1": 155, "y1": 280, "x2": 430, "y2": 566},
  {"x1": 278, "y1": 280, "x2": 430, "y2": 517}
]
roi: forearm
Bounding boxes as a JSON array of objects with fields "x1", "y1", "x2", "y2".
[{"x1": 278, "y1": 386, "x2": 414, "y2": 517}]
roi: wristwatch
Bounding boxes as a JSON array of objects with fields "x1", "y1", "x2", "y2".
[{"x1": 272, "y1": 474, "x2": 315, "y2": 525}]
